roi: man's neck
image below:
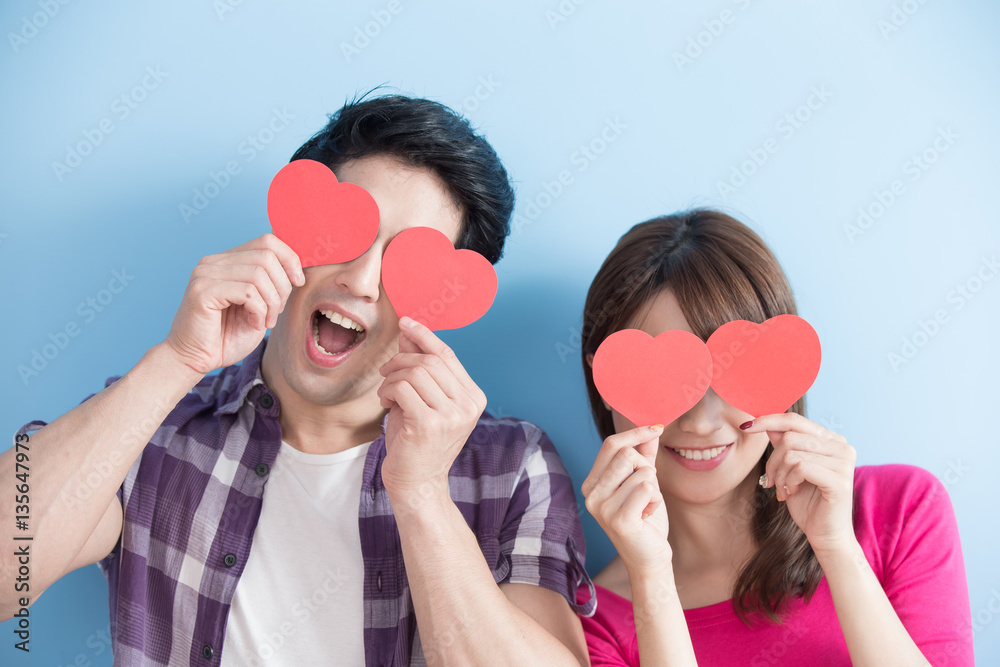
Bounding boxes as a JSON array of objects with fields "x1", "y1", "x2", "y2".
[{"x1": 260, "y1": 338, "x2": 387, "y2": 455}]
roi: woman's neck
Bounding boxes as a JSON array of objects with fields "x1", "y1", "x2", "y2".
[{"x1": 665, "y1": 472, "x2": 759, "y2": 576}]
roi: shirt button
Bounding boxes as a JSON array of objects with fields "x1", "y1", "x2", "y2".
[
  {"x1": 255, "y1": 463, "x2": 269, "y2": 477},
  {"x1": 202, "y1": 644, "x2": 214, "y2": 659},
  {"x1": 259, "y1": 394, "x2": 274, "y2": 409},
  {"x1": 377, "y1": 572, "x2": 382, "y2": 592},
  {"x1": 223, "y1": 553, "x2": 237, "y2": 568}
]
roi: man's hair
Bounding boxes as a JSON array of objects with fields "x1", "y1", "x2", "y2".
[{"x1": 290, "y1": 92, "x2": 515, "y2": 264}]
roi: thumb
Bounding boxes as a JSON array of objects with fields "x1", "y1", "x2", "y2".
[
  {"x1": 635, "y1": 435, "x2": 660, "y2": 467},
  {"x1": 397, "y1": 321, "x2": 421, "y2": 354}
]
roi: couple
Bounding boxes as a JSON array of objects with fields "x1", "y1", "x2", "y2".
[{"x1": 1, "y1": 94, "x2": 972, "y2": 665}]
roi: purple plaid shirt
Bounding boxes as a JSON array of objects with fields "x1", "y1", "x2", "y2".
[{"x1": 15, "y1": 337, "x2": 595, "y2": 666}]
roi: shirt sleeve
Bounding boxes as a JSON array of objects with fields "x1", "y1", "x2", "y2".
[
  {"x1": 495, "y1": 423, "x2": 597, "y2": 616},
  {"x1": 11, "y1": 377, "x2": 127, "y2": 576},
  {"x1": 858, "y1": 464, "x2": 974, "y2": 666},
  {"x1": 577, "y1": 584, "x2": 636, "y2": 666}
]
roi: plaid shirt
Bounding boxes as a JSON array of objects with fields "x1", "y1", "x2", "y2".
[{"x1": 16, "y1": 337, "x2": 596, "y2": 666}]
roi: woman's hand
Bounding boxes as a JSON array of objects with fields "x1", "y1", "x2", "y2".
[
  {"x1": 581, "y1": 424, "x2": 673, "y2": 575},
  {"x1": 742, "y1": 413, "x2": 858, "y2": 555}
]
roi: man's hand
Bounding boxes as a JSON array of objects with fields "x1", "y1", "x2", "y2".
[
  {"x1": 376, "y1": 317, "x2": 487, "y2": 503},
  {"x1": 165, "y1": 233, "x2": 304, "y2": 376}
]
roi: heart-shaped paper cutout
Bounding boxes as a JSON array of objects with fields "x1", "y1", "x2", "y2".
[
  {"x1": 266, "y1": 159, "x2": 380, "y2": 268},
  {"x1": 592, "y1": 329, "x2": 713, "y2": 427},
  {"x1": 381, "y1": 226, "x2": 498, "y2": 331},
  {"x1": 706, "y1": 314, "x2": 821, "y2": 417}
]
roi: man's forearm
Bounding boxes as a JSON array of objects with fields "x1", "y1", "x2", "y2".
[
  {"x1": 389, "y1": 487, "x2": 584, "y2": 666},
  {"x1": 0, "y1": 342, "x2": 202, "y2": 608}
]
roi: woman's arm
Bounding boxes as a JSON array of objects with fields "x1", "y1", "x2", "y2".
[
  {"x1": 581, "y1": 425, "x2": 698, "y2": 667},
  {"x1": 746, "y1": 414, "x2": 968, "y2": 666}
]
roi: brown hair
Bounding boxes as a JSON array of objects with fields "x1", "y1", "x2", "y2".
[{"x1": 581, "y1": 209, "x2": 822, "y2": 623}]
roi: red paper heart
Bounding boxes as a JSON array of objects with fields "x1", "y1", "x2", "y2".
[
  {"x1": 592, "y1": 329, "x2": 713, "y2": 427},
  {"x1": 266, "y1": 159, "x2": 380, "y2": 268},
  {"x1": 706, "y1": 314, "x2": 821, "y2": 417},
  {"x1": 381, "y1": 227, "x2": 498, "y2": 331}
]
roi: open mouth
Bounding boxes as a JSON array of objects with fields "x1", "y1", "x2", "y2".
[{"x1": 311, "y1": 309, "x2": 367, "y2": 356}]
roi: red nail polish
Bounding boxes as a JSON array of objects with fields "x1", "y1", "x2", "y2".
[{"x1": 739, "y1": 420, "x2": 754, "y2": 430}]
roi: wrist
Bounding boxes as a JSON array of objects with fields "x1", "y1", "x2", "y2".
[
  {"x1": 385, "y1": 476, "x2": 454, "y2": 519},
  {"x1": 811, "y1": 535, "x2": 865, "y2": 568},
  {"x1": 150, "y1": 341, "x2": 208, "y2": 387}
]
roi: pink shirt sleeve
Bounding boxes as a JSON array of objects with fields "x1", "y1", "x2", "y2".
[{"x1": 854, "y1": 464, "x2": 974, "y2": 666}]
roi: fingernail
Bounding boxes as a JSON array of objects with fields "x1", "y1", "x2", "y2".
[
  {"x1": 400, "y1": 316, "x2": 417, "y2": 329},
  {"x1": 739, "y1": 420, "x2": 755, "y2": 430},
  {"x1": 649, "y1": 424, "x2": 663, "y2": 433}
]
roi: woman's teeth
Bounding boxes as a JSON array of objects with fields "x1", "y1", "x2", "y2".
[{"x1": 670, "y1": 445, "x2": 728, "y2": 461}]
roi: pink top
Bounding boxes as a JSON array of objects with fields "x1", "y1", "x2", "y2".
[{"x1": 576, "y1": 465, "x2": 974, "y2": 666}]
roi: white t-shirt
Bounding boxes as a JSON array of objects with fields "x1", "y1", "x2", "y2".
[{"x1": 221, "y1": 439, "x2": 372, "y2": 666}]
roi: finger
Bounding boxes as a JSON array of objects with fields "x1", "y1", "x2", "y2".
[
  {"x1": 378, "y1": 354, "x2": 466, "y2": 400},
  {"x1": 379, "y1": 366, "x2": 451, "y2": 411},
  {"x1": 780, "y1": 460, "x2": 850, "y2": 502},
  {"x1": 397, "y1": 318, "x2": 477, "y2": 391},
  {"x1": 582, "y1": 425, "x2": 663, "y2": 496},
  {"x1": 377, "y1": 378, "x2": 431, "y2": 415},
  {"x1": 215, "y1": 248, "x2": 295, "y2": 308},
  {"x1": 741, "y1": 412, "x2": 834, "y2": 439},
  {"x1": 191, "y1": 276, "x2": 269, "y2": 330},
  {"x1": 586, "y1": 447, "x2": 654, "y2": 505},
  {"x1": 225, "y1": 233, "x2": 305, "y2": 286},
  {"x1": 195, "y1": 263, "x2": 283, "y2": 328},
  {"x1": 771, "y1": 449, "x2": 829, "y2": 496},
  {"x1": 607, "y1": 469, "x2": 662, "y2": 528}
]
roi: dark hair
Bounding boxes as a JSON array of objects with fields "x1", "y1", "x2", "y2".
[
  {"x1": 290, "y1": 92, "x2": 514, "y2": 264},
  {"x1": 581, "y1": 208, "x2": 823, "y2": 623}
]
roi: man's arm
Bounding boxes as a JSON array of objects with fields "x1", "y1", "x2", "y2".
[
  {"x1": 0, "y1": 342, "x2": 204, "y2": 619},
  {"x1": 378, "y1": 317, "x2": 589, "y2": 666},
  {"x1": 0, "y1": 234, "x2": 303, "y2": 619}
]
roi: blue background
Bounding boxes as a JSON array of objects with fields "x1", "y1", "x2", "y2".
[{"x1": 2, "y1": 0, "x2": 998, "y2": 664}]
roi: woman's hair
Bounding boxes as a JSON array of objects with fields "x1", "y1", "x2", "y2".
[
  {"x1": 580, "y1": 208, "x2": 823, "y2": 623},
  {"x1": 290, "y1": 91, "x2": 514, "y2": 265}
]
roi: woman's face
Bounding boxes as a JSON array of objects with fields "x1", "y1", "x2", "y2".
[{"x1": 609, "y1": 288, "x2": 771, "y2": 506}]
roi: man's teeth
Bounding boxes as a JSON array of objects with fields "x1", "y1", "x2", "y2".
[
  {"x1": 318, "y1": 309, "x2": 364, "y2": 332},
  {"x1": 671, "y1": 446, "x2": 728, "y2": 461}
]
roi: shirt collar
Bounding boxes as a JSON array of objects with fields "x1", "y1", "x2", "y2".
[{"x1": 213, "y1": 336, "x2": 269, "y2": 416}]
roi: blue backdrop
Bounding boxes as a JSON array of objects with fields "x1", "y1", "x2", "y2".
[{"x1": 2, "y1": 1, "x2": 998, "y2": 664}]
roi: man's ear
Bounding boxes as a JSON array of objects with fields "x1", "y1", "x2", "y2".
[{"x1": 584, "y1": 353, "x2": 612, "y2": 411}]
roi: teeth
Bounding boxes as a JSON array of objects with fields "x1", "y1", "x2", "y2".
[
  {"x1": 671, "y1": 446, "x2": 728, "y2": 461},
  {"x1": 318, "y1": 309, "x2": 365, "y2": 332}
]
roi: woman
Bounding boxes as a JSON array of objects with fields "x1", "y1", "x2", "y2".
[{"x1": 576, "y1": 210, "x2": 973, "y2": 665}]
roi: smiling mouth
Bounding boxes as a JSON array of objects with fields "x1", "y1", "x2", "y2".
[
  {"x1": 312, "y1": 309, "x2": 367, "y2": 356},
  {"x1": 667, "y1": 444, "x2": 731, "y2": 461}
]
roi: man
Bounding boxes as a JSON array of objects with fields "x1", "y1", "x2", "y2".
[{"x1": 1, "y1": 94, "x2": 595, "y2": 665}]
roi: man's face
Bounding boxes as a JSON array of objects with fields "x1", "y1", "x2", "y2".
[{"x1": 267, "y1": 154, "x2": 463, "y2": 408}]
